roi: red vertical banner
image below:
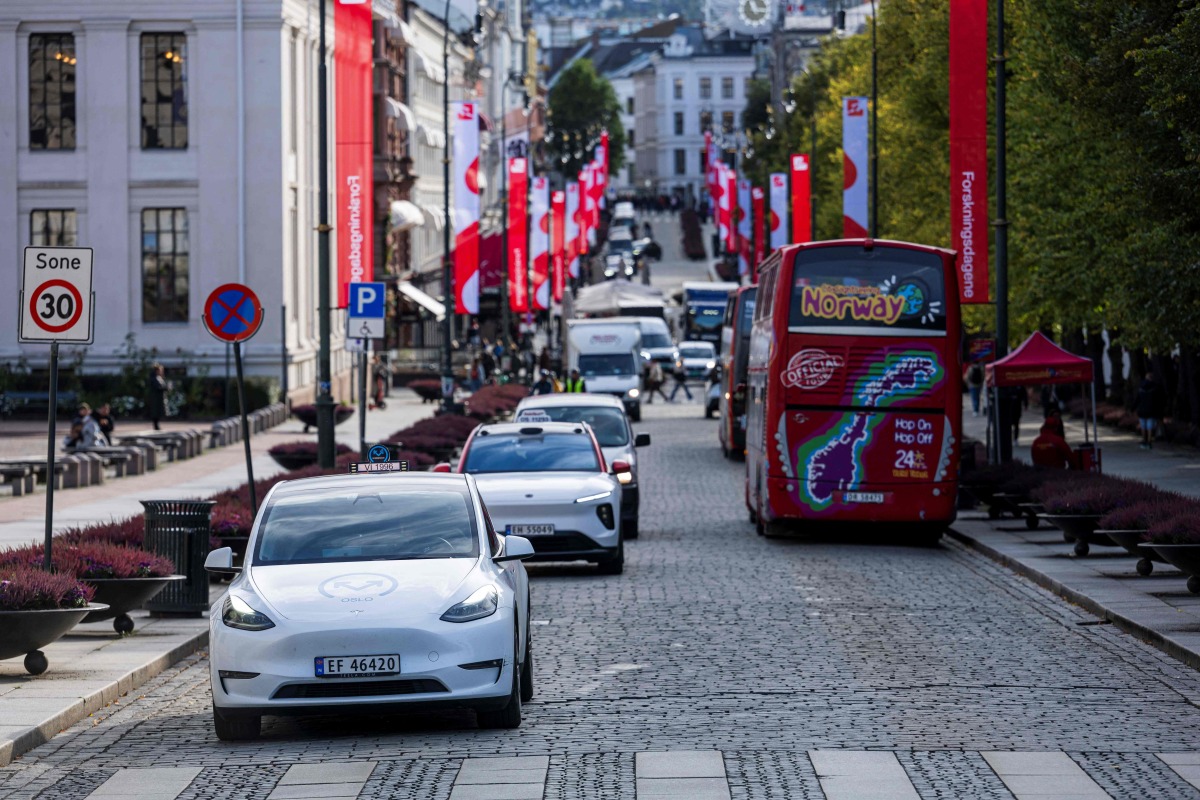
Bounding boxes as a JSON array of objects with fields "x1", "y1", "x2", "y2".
[
  {"x1": 768, "y1": 172, "x2": 788, "y2": 250},
  {"x1": 565, "y1": 182, "x2": 580, "y2": 278},
  {"x1": 530, "y1": 176, "x2": 550, "y2": 311},
  {"x1": 579, "y1": 167, "x2": 592, "y2": 255},
  {"x1": 452, "y1": 101, "x2": 481, "y2": 314},
  {"x1": 950, "y1": 0, "x2": 989, "y2": 303},
  {"x1": 334, "y1": 0, "x2": 373, "y2": 307},
  {"x1": 551, "y1": 190, "x2": 566, "y2": 302},
  {"x1": 751, "y1": 186, "x2": 765, "y2": 279},
  {"x1": 507, "y1": 158, "x2": 528, "y2": 313},
  {"x1": 725, "y1": 169, "x2": 738, "y2": 252},
  {"x1": 597, "y1": 132, "x2": 609, "y2": 209},
  {"x1": 790, "y1": 153, "x2": 812, "y2": 244}
]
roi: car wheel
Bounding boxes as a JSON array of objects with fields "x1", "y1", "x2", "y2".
[
  {"x1": 212, "y1": 705, "x2": 261, "y2": 742},
  {"x1": 520, "y1": 636, "x2": 534, "y2": 703},
  {"x1": 597, "y1": 536, "x2": 625, "y2": 575},
  {"x1": 623, "y1": 516, "x2": 639, "y2": 540},
  {"x1": 748, "y1": 506, "x2": 757, "y2": 524},
  {"x1": 704, "y1": 405, "x2": 713, "y2": 418},
  {"x1": 478, "y1": 632, "x2": 523, "y2": 729}
]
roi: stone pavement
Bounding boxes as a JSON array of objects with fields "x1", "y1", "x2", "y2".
[
  {"x1": 0, "y1": 392, "x2": 436, "y2": 768},
  {"x1": 4, "y1": 402, "x2": 1200, "y2": 798}
]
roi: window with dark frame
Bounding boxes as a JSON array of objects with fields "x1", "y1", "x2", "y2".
[
  {"x1": 30, "y1": 209, "x2": 78, "y2": 246},
  {"x1": 674, "y1": 149, "x2": 686, "y2": 175},
  {"x1": 699, "y1": 77, "x2": 712, "y2": 99},
  {"x1": 141, "y1": 208, "x2": 189, "y2": 323},
  {"x1": 140, "y1": 33, "x2": 188, "y2": 149},
  {"x1": 626, "y1": 96, "x2": 634, "y2": 114},
  {"x1": 722, "y1": 111, "x2": 735, "y2": 133},
  {"x1": 722, "y1": 77, "x2": 734, "y2": 99},
  {"x1": 673, "y1": 77, "x2": 683, "y2": 100},
  {"x1": 699, "y1": 110, "x2": 713, "y2": 132},
  {"x1": 673, "y1": 111, "x2": 684, "y2": 136},
  {"x1": 29, "y1": 34, "x2": 77, "y2": 150}
]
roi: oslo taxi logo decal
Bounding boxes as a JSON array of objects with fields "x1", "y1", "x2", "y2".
[
  {"x1": 319, "y1": 573, "x2": 399, "y2": 601},
  {"x1": 782, "y1": 348, "x2": 844, "y2": 390}
]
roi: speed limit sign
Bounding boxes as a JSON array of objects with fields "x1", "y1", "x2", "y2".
[{"x1": 19, "y1": 247, "x2": 94, "y2": 343}]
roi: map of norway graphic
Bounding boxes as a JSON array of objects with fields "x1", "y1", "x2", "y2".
[{"x1": 777, "y1": 350, "x2": 947, "y2": 511}]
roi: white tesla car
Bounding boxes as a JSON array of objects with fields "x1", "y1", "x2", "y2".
[
  {"x1": 453, "y1": 421, "x2": 627, "y2": 574},
  {"x1": 203, "y1": 472, "x2": 534, "y2": 741},
  {"x1": 513, "y1": 394, "x2": 650, "y2": 539}
]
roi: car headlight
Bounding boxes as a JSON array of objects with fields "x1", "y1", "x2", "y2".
[
  {"x1": 222, "y1": 594, "x2": 275, "y2": 631},
  {"x1": 441, "y1": 585, "x2": 498, "y2": 623},
  {"x1": 706, "y1": 360, "x2": 716, "y2": 370},
  {"x1": 576, "y1": 489, "x2": 614, "y2": 503},
  {"x1": 627, "y1": 388, "x2": 640, "y2": 398}
]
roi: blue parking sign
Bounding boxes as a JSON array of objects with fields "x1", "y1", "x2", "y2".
[{"x1": 348, "y1": 282, "x2": 385, "y2": 319}]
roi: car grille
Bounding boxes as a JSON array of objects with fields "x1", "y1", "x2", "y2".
[
  {"x1": 530, "y1": 532, "x2": 603, "y2": 553},
  {"x1": 271, "y1": 679, "x2": 448, "y2": 699}
]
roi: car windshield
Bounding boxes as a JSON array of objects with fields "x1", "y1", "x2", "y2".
[
  {"x1": 253, "y1": 486, "x2": 480, "y2": 565},
  {"x1": 519, "y1": 406, "x2": 629, "y2": 446},
  {"x1": 692, "y1": 307, "x2": 724, "y2": 329},
  {"x1": 680, "y1": 346, "x2": 713, "y2": 359},
  {"x1": 463, "y1": 433, "x2": 600, "y2": 473},
  {"x1": 579, "y1": 353, "x2": 637, "y2": 376},
  {"x1": 641, "y1": 333, "x2": 673, "y2": 349}
]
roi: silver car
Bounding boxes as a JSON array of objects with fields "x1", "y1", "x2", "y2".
[{"x1": 514, "y1": 394, "x2": 650, "y2": 540}]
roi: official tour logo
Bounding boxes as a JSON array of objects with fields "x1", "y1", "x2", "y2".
[
  {"x1": 782, "y1": 348, "x2": 845, "y2": 390},
  {"x1": 319, "y1": 573, "x2": 398, "y2": 600}
]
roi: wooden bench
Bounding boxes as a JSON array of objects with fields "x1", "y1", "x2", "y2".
[
  {"x1": 2, "y1": 459, "x2": 70, "y2": 490},
  {"x1": 118, "y1": 434, "x2": 179, "y2": 463},
  {"x1": 0, "y1": 465, "x2": 34, "y2": 496}
]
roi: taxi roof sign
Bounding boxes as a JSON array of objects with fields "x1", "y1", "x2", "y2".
[
  {"x1": 515, "y1": 410, "x2": 553, "y2": 423},
  {"x1": 348, "y1": 461, "x2": 410, "y2": 474}
]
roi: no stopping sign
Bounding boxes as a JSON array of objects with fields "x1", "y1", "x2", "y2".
[{"x1": 19, "y1": 247, "x2": 94, "y2": 343}]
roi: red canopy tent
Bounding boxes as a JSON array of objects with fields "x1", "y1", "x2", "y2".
[
  {"x1": 985, "y1": 332, "x2": 1100, "y2": 469},
  {"x1": 986, "y1": 331, "x2": 1094, "y2": 386}
]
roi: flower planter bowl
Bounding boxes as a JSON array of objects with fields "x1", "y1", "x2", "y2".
[
  {"x1": 0, "y1": 604, "x2": 109, "y2": 674},
  {"x1": 1038, "y1": 514, "x2": 1118, "y2": 556},
  {"x1": 82, "y1": 576, "x2": 185, "y2": 634},
  {"x1": 1099, "y1": 529, "x2": 1160, "y2": 575},
  {"x1": 291, "y1": 405, "x2": 353, "y2": 433},
  {"x1": 269, "y1": 452, "x2": 319, "y2": 471},
  {"x1": 1139, "y1": 544, "x2": 1200, "y2": 593}
]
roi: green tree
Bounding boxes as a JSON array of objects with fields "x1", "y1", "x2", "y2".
[{"x1": 547, "y1": 60, "x2": 626, "y2": 178}]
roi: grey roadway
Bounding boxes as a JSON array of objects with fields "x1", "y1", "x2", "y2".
[{"x1": 5, "y1": 401, "x2": 1200, "y2": 798}]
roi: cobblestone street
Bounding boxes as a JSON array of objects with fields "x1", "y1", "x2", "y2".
[{"x1": 5, "y1": 402, "x2": 1200, "y2": 799}]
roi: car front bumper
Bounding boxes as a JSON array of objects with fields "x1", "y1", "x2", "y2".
[
  {"x1": 487, "y1": 497, "x2": 621, "y2": 561},
  {"x1": 209, "y1": 607, "x2": 517, "y2": 716}
]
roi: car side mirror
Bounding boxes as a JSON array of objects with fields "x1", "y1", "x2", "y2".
[
  {"x1": 432, "y1": 462, "x2": 452, "y2": 473},
  {"x1": 204, "y1": 547, "x2": 240, "y2": 574},
  {"x1": 495, "y1": 534, "x2": 534, "y2": 562},
  {"x1": 634, "y1": 433, "x2": 651, "y2": 447}
]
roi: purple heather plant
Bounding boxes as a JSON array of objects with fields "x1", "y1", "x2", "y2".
[
  {"x1": 1145, "y1": 514, "x2": 1200, "y2": 545},
  {"x1": 268, "y1": 441, "x2": 352, "y2": 457},
  {"x1": 0, "y1": 567, "x2": 94, "y2": 611},
  {"x1": 1043, "y1": 480, "x2": 1154, "y2": 516},
  {"x1": 1099, "y1": 495, "x2": 1193, "y2": 531},
  {"x1": 0, "y1": 542, "x2": 175, "y2": 580}
]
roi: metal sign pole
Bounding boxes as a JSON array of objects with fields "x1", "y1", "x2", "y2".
[
  {"x1": 43, "y1": 341, "x2": 59, "y2": 572},
  {"x1": 233, "y1": 341, "x2": 257, "y2": 517},
  {"x1": 359, "y1": 348, "x2": 368, "y2": 461}
]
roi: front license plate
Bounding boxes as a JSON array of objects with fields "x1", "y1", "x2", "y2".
[
  {"x1": 843, "y1": 491, "x2": 885, "y2": 504},
  {"x1": 508, "y1": 524, "x2": 554, "y2": 536},
  {"x1": 314, "y1": 654, "x2": 400, "y2": 678}
]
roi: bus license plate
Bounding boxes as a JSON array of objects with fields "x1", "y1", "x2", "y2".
[
  {"x1": 315, "y1": 654, "x2": 400, "y2": 678},
  {"x1": 844, "y1": 492, "x2": 885, "y2": 504},
  {"x1": 509, "y1": 524, "x2": 554, "y2": 537}
]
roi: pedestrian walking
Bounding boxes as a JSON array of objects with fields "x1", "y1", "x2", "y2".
[
  {"x1": 1136, "y1": 372, "x2": 1165, "y2": 449},
  {"x1": 1004, "y1": 386, "x2": 1026, "y2": 444},
  {"x1": 480, "y1": 346, "x2": 496, "y2": 383},
  {"x1": 532, "y1": 370, "x2": 555, "y2": 395},
  {"x1": 669, "y1": 362, "x2": 693, "y2": 402},
  {"x1": 146, "y1": 364, "x2": 168, "y2": 431},
  {"x1": 965, "y1": 362, "x2": 984, "y2": 417},
  {"x1": 645, "y1": 361, "x2": 669, "y2": 403}
]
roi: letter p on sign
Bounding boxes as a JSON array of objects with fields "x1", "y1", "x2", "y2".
[{"x1": 349, "y1": 282, "x2": 385, "y2": 318}]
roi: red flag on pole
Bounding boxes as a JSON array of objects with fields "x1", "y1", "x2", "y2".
[
  {"x1": 507, "y1": 157, "x2": 528, "y2": 313},
  {"x1": 791, "y1": 153, "x2": 812, "y2": 244},
  {"x1": 751, "y1": 186, "x2": 765, "y2": 279},
  {"x1": 334, "y1": 0, "x2": 373, "y2": 308},
  {"x1": 453, "y1": 101, "x2": 481, "y2": 314},
  {"x1": 950, "y1": 0, "x2": 989, "y2": 303},
  {"x1": 551, "y1": 190, "x2": 566, "y2": 302},
  {"x1": 530, "y1": 176, "x2": 550, "y2": 311}
]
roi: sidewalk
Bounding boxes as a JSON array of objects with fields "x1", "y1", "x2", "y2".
[
  {"x1": 954, "y1": 395, "x2": 1200, "y2": 673},
  {"x1": 0, "y1": 391, "x2": 436, "y2": 767}
]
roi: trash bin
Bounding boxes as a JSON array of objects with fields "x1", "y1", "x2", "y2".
[{"x1": 141, "y1": 500, "x2": 216, "y2": 616}]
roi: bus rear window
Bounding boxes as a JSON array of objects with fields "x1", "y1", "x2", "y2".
[{"x1": 788, "y1": 246, "x2": 946, "y2": 334}]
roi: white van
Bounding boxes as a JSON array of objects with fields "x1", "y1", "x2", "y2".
[{"x1": 565, "y1": 319, "x2": 644, "y2": 420}]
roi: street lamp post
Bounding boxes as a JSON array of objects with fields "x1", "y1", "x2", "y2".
[
  {"x1": 440, "y1": 0, "x2": 456, "y2": 412},
  {"x1": 869, "y1": 0, "x2": 878, "y2": 238},
  {"x1": 994, "y1": 0, "x2": 1011, "y2": 462},
  {"x1": 316, "y1": 0, "x2": 335, "y2": 468},
  {"x1": 499, "y1": 73, "x2": 524, "y2": 348}
]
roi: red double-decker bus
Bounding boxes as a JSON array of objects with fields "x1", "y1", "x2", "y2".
[{"x1": 745, "y1": 239, "x2": 961, "y2": 541}]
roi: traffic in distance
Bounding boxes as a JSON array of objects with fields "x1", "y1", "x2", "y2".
[{"x1": 198, "y1": 236, "x2": 961, "y2": 740}]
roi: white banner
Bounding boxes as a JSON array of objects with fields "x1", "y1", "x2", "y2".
[
  {"x1": 737, "y1": 177, "x2": 751, "y2": 277},
  {"x1": 842, "y1": 96, "x2": 869, "y2": 238},
  {"x1": 530, "y1": 176, "x2": 550, "y2": 310},
  {"x1": 565, "y1": 181, "x2": 581, "y2": 279},
  {"x1": 452, "y1": 100, "x2": 480, "y2": 313},
  {"x1": 769, "y1": 172, "x2": 788, "y2": 250}
]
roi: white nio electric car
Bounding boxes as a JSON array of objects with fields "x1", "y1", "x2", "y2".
[{"x1": 204, "y1": 472, "x2": 533, "y2": 741}]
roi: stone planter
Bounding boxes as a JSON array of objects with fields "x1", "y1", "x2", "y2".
[
  {"x1": 1139, "y1": 544, "x2": 1200, "y2": 594},
  {"x1": 82, "y1": 576, "x2": 185, "y2": 634},
  {"x1": 1039, "y1": 514, "x2": 1118, "y2": 556},
  {"x1": 0, "y1": 604, "x2": 109, "y2": 674},
  {"x1": 1099, "y1": 529, "x2": 1159, "y2": 576},
  {"x1": 269, "y1": 452, "x2": 319, "y2": 471}
]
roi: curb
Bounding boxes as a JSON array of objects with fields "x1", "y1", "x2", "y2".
[
  {"x1": 0, "y1": 628, "x2": 208, "y2": 768},
  {"x1": 949, "y1": 526, "x2": 1200, "y2": 673}
]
